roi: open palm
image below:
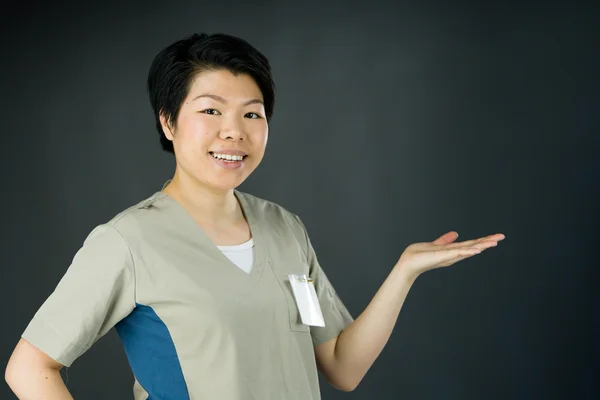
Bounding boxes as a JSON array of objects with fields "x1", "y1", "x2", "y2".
[{"x1": 397, "y1": 231, "x2": 505, "y2": 279}]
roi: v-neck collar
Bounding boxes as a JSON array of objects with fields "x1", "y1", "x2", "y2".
[{"x1": 151, "y1": 189, "x2": 266, "y2": 285}]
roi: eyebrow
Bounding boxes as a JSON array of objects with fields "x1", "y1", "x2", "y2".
[{"x1": 192, "y1": 93, "x2": 264, "y2": 107}]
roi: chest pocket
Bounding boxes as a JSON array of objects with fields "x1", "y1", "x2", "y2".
[{"x1": 269, "y1": 261, "x2": 310, "y2": 333}]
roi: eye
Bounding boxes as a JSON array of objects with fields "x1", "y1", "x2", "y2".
[
  {"x1": 245, "y1": 112, "x2": 262, "y2": 119},
  {"x1": 201, "y1": 109, "x2": 220, "y2": 115}
]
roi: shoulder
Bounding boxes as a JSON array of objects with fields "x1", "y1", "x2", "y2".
[
  {"x1": 236, "y1": 190, "x2": 308, "y2": 237},
  {"x1": 84, "y1": 191, "x2": 166, "y2": 245},
  {"x1": 236, "y1": 190, "x2": 301, "y2": 224}
]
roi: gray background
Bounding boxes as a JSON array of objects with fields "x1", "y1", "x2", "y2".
[{"x1": 2, "y1": 1, "x2": 598, "y2": 399}]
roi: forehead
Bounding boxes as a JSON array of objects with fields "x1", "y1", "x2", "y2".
[{"x1": 187, "y1": 69, "x2": 263, "y2": 100}]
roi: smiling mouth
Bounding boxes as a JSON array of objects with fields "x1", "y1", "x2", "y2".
[{"x1": 209, "y1": 152, "x2": 248, "y2": 162}]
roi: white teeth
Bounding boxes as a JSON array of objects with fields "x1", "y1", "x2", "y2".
[{"x1": 212, "y1": 153, "x2": 244, "y2": 161}]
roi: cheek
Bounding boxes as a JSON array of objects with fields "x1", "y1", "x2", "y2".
[
  {"x1": 252, "y1": 125, "x2": 269, "y2": 147},
  {"x1": 176, "y1": 118, "x2": 213, "y2": 150},
  {"x1": 260, "y1": 131, "x2": 269, "y2": 150}
]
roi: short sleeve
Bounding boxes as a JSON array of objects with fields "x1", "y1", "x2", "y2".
[
  {"x1": 21, "y1": 224, "x2": 135, "y2": 367},
  {"x1": 292, "y1": 215, "x2": 354, "y2": 346}
]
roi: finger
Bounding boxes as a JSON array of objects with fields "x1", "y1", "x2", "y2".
[
  {"x1": 432, "y1": 231, "x2": 459, "y2": 245},
  {"x1": 473, "y1": 240, "x2": 499, "y2": 250},
  {"x1": 459, "y1": 240, "x2": 498, "y2": 253},
  {"x1": 432, "y1": 246, "x2": 482, "y2": 260},
  {"x1": 446, "y1": 234, "x2": 505, "y2": 249},
  {"x1": 440, "y1": 248, "x2": 483, "y2": 267},
  {"x1": 441, "y1": 237, "x2": 503, "y2": 266}
]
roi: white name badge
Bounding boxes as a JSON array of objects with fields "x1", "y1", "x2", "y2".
[{"x1": 288, "y1": 274, "x2": 326, "y2": 327}]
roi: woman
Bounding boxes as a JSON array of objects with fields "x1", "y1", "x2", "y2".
[{"x1": 5, "y1": 33, "x2": 504, "y2": 399}]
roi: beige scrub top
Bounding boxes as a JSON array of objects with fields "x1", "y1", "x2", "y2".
[{"x1": 22, "y1": 188, "x2": 354, "y2": 399}]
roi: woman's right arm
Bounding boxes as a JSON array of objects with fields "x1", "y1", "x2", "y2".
[
  {"x1": 6, "y1": 223, "x2": 136, "y2": 399},
  {"x1": 5, "y1": 338, "x2": 74, "y2": 400}
]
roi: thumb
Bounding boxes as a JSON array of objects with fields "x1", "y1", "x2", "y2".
[{"x1": 432, "y1": 231, "x2": 459, "y2": 245}]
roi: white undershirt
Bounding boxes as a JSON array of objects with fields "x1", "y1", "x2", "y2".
[{"x1": 216, "y1": 238, "x2": 255, "y2": 274}]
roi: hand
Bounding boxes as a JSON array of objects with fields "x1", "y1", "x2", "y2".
[{"x1": 395, "y1": 231, "x2": 505, "y2": 280}]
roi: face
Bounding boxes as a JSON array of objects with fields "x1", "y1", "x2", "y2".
[{"x1": 160, "y1": 69, "x2": 269, "y2": 193}]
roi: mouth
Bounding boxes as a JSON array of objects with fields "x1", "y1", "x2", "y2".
[
  {"x1": 208, "y1": 152, "x2": 248, "y2": 170},
  {"x1": 209, "y1": 152, "x2": 248, "y2": 162}
]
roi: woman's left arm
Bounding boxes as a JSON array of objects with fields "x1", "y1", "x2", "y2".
[{"x1": 315, "y1": 231, "x2": 505, "y2": 392}]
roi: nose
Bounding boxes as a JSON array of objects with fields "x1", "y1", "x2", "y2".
[{"x1": 219, "y1": 115, "x2": 246, "y2": 141}]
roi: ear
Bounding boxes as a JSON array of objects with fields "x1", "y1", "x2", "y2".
[{"x1": 159, "y1": 112, "x2": 175, "y2": 141}]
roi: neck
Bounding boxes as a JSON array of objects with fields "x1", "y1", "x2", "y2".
[{"x1": 162, "y1": 170, "x2": 240, "y2": 225}]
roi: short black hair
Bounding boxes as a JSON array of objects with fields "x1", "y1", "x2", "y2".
[{"x1": 147, "y1": 33, "x2": 276, "y2": 154}]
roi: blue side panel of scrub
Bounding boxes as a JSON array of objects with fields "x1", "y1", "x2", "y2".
[{"x1": 115, "y1": 303, "x2": 190, "y2": 399}]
